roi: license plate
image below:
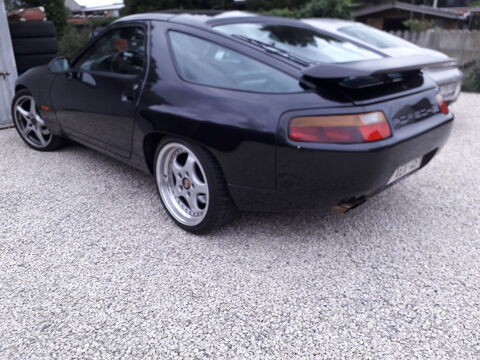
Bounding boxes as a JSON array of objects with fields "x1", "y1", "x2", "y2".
[
  {"x1": 387, "y1": 157, "x2": 422, "y2": 185},
  {"x1": 440, "y1": 83, "x2": 457, "y2": 96}
]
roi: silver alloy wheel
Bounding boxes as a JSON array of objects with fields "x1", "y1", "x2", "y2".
[
  {"x1": 156, "y1": 142, "x2": 210, "y2": 226},
  {"x1": 13, "y1": 95, "x2": 52, "y2": 148}
]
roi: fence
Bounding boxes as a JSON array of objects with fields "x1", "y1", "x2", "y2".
[{"x1": 390, "y1": 29, "x2": 480, "y2": 66}]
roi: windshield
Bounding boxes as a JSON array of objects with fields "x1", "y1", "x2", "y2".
[
  {"x1": 339, "y1": 25, "x2": 414, "y2": 49},
  {"x1": 215, "y1": 23, "x2": 383, "y2": 64}
]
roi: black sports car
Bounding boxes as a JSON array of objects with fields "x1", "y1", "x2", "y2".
[{"x1": 12, "y1": 13, "x2": 453, "y2": 233}]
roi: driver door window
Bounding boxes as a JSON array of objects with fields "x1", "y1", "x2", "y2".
[
  {"x1": 76, "y1": 26, "x2": 145, "y2": 76},
  {"x1": 52, "y1": 25, "x2": 147, "y2": 158}
]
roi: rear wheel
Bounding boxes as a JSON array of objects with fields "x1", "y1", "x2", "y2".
[
  {"x1": 154, "y1": 138, "x2": 236, "y2": 234},
  {"x1": 12, "y1": 90, "x2": 65, "y2": 151}
]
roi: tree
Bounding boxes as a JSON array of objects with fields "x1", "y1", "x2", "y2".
[
  {"x1": 298, "y1": 0, "x2": 354, "y2": 19},
  {"x1": 246, "y1": 0, "x2": 308, "y2": 12},
  {"x1": 123, "y1": 0, "x2": 233, "y2": 14},
  {"x1": 5, "y1": 0, "x2": 23, "y2": 10},
  {"x1": 123, "y1": 0, "x2": 172, "y2": 14},
  {"x1": 262, "y1": 0, "x2": 354, "y2": 19}
]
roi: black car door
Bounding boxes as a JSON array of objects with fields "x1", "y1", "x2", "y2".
[{"x1": 51, "y1": 23, "x2": 147, "y2": 158}]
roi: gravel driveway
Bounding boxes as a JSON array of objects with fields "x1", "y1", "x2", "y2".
[{"x1": 1, "y1": 93, "x2": 479, "y2": 359}]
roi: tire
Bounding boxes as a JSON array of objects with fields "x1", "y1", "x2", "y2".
[
  {"x1": 154, "y1": 137, "x2": 236, "y2": 234},
  {"x1": 9, "y1": 21, "x2": 57, "y2": 39},
  {"x1": 11, "y1": 89, "x2": 65, "y2": 151},
  {"x1": 12, "y1": 37, "x2": 58, "y2": 56},
  {"x1": 15, "y1": 53, "x2": 57, "y2": 74}
]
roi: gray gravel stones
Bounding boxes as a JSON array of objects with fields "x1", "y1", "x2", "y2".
[{"x1": 0, "y1": 93, "x2": 479, "y2": 359}]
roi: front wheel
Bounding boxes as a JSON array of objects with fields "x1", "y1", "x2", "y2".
[
  {"x1": 154, "y1": 138, "x2": 236, "y2": 234},
  {"x1": 12, "y1": 89, "x2": 65, "y2": 151}
]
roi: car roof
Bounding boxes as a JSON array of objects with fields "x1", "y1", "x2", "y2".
[
  {"x1": 302, "y1": 18, "x2": 361, "y2": 32},
  {"x1": 115, "y1": 13, "x2": 177, "y2": 23},
  {"x1": 115, "y1": 11, "x2": 257, "y2": 24},
  {"x1": 115, "y1": 11, "x2": 315, "y2": 29}
]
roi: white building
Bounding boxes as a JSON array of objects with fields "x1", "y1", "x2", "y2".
[{"x1": 65, "y1": 0, "x2": 124, "y2": 18}]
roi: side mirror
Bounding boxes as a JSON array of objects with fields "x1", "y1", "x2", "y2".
[
  {"x1": 48, "y1": 57, "x2": 71, "y2": 74},
  {"x1": 91, "y1": 26, "x2": 105, "y2": 39}
]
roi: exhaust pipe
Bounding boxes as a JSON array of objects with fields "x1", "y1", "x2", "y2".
[{"x1": 332, "y1": 197, "x2": 367, "y2": 213}]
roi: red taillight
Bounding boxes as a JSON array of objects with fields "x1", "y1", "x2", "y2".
[
  {"x1": 289, "y1": 111, "x2": 391, "y2": 144},
  {"x1": 436, "y1": 94, "x2": 449, "y2": 115}
]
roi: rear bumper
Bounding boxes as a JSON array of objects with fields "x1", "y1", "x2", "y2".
[{"x1": 229, "y1": 114, "x2": 453, "y2": 212}]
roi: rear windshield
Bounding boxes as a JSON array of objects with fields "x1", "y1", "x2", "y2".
[
  {"x1": 339, "y1": 25, "x2": 411, "y2": 49},
  {"x1": 169, "y1": 31, "x2": 304, "y2": 93},
  {"x1": 215, "y1": 23, "x2": 382, "y2": 64}
]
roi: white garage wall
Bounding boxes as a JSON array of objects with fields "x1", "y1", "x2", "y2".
[{"x1": 0, "y1": 0, "x2": 18, "y2": 127}]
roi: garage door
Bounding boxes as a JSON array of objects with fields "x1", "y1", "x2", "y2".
[{"x1": 0, "y1": 0, "x2": 18, "y2": 128}]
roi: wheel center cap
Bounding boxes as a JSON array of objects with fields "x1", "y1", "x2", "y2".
[{"x1": 182, "y1": 178, "x2": 191, "y2": 189}]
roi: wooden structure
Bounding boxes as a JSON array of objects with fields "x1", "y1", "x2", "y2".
[{"x1": 353, "y1": 1, "x2": 470, "y2": 31}]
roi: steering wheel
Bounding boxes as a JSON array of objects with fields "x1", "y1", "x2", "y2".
[{"x1": 110, "y1": 50, "x2": 144, "y2": 75}]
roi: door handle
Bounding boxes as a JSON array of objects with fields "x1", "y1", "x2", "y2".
[
  {"x1": 0, "y1": 71, "x2": 11, "y2": 80},
  {"x1": 122, "y1": 83, "x2": 140, "y2": 102}
]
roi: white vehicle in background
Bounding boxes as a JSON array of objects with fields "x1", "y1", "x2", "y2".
[{"x1": 303, "y1": 18, "x2": 463, "y2": 103}]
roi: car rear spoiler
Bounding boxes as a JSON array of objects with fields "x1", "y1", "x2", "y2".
[
  {"x1": 302, "y1": 55, "x2": 455, "y2": 80},
  {"x1": 301, "y1": 55, "x2": 455, "y2": 103}
]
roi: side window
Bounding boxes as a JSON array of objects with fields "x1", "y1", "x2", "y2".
[
  {"x1": 168, "y1": 31, "x2": 304, "y2": 93},
  {"x1": 76, "y1": 26, "x2": 146, "y2": 76}
]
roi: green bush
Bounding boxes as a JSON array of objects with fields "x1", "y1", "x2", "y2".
[
  {"x1": 123, "y1": 0, "x2": 235, "y2": 14},
  {"x1": 58, "y1": 25, "x2": 91, "y2": 59},
  {"x1": 403, "y1": 19, "x2": 434, "y2": 32},
  {"x1": 247, "y1": 0, "x2": 307, "y2": 12},
  {"x1": 262, "y1": 7, "x2": 300, "y2": 18},
  {"x1": 297, "y1": 0, "x2": 353, "y2": 19},
  {"x1": 262, "y1": 0, "x2": 353, "y2": 19},
  {"x1": 462, "y1": 62, "x2": 480, "y2": 93},
  {"x1": 58, "y1": 19, "x2": 115, "y2": 59}
]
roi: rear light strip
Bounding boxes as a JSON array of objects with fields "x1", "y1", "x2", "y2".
[
  {"x1": 289, "y1": 111, "x2": 392, "y2": 144},
  {"x1": 436, "y1": 94, "x2": 449, "y2": 115}
]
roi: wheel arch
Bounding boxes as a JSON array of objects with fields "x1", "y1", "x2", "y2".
[
  {"x1": 142, "y1": 131, "x2": 226, "y2": 179},
  {"x1": 143, "y1": 132, "x2": 166, "y2": 174},
  {"x1": 15, "y1": 84, "x2": 28, "y2": 93}
]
